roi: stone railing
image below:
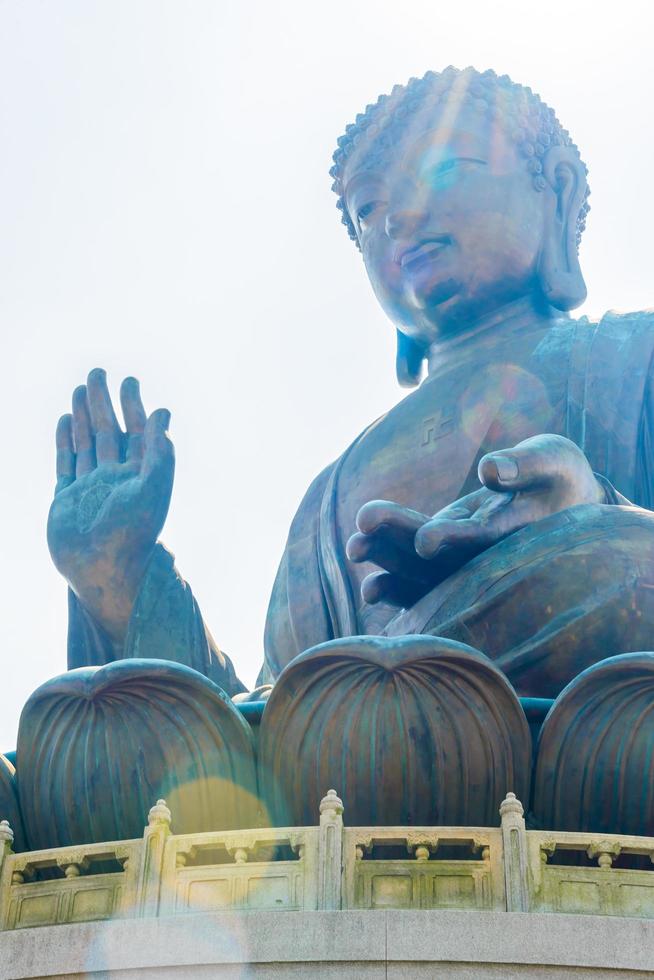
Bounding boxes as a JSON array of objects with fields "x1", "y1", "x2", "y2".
[{"x1": 1, "y1": 791, "x2": 654, "y2": 931}]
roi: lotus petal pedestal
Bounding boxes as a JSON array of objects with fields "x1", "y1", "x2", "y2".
[
  {"x1": 534, "y1": 651, "x2": 654, "y2": 835},
  {"x1": 258, "y1": 634, "x2": 531, "y2": 828},
  {"x1": 16, "y1": 659, "x2": 258, "y2": 849}
]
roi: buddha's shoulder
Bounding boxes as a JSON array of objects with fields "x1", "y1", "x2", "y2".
[
  {"x1": 540, "y1": 309, "x2": 654, "y2": 365},
  {"x1": 288, "y1": 461, "x2": 335, "y2": 529},
  {"x1": 579, "y1": 308, "x2": 654, "y2": 343}
]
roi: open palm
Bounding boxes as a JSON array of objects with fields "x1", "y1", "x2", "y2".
[{"x1": 48, "y1": 368, "x2": 174, "y2": 644}]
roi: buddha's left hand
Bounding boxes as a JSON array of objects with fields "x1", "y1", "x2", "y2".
[{"x1": 348, "y1": 434, "x2": 608, "y2": 607}]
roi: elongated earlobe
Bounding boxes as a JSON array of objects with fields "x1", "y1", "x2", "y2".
[
  {"x1": 537, "y1": 147, "x2": 588, "y2": 311},
  {"x1": 396, "y1": 330, "x2": 425, "y2": 387}
]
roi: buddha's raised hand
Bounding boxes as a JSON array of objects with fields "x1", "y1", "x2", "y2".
[
  {"x1": 347, "y1": 434, "x2": 607, "y2": 607},
  {"x1": 47, "y1": 369, "x2": 174, "y2": 648}
]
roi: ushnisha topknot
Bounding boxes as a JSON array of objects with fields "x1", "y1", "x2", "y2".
[{"x1": 330, "y1": 66, "x2": 590, "y2": 250}]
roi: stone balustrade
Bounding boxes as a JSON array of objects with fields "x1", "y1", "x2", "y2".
[{"x1": 2, "y1": 791, "x2": 654, "y2": 931}]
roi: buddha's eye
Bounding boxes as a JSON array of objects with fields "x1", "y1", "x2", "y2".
[
  {"x1": 356, "y1": 200, "x2": 386, "y2": 231},
  {"x1": 426, "y1": 157, "x2": 486, "y2": 186},
  {"x1": 427, "y1": 159, "x2": 462, "y2": 184}
]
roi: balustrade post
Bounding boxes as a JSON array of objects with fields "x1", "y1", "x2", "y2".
[
  {"x1": 0, "y1": 821, "x2": 14, "y2": 869},
  {"x1": 317, "y1": 789, "x2": 343, "y2": 910},
  {"x1": 500, "y1": 792, "x2": 530, "y2": 911},
  {"x1": 136, "y1": 799, "x2": 172, "y2": 918},
  {"x1": 0, "y1": 821, "x2": 14, "y2": 930}
]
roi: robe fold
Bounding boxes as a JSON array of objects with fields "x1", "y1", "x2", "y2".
[{"x1": 67, "y1": 544, "x2": 246, "y2": 696}]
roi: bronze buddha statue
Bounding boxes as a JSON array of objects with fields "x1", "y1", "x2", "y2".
[{"x1": 25, "y1": 66, "x2": 654, "y2": 842}]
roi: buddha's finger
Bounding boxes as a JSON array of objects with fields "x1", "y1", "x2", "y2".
[
  {"x1": 361, "y1": 570, "x2": 428, "y2": 607},
  {"x1": 346, "y1": 529, "x2": 401, "y2": 567},
  {"x1": 356, "y1": 500, "x2": 429, "y2": 539},
  {"x1": 120, "y1": 376, "x2": 147, "y2": 464},
  {"x1": 142, "y1": 409, "x2": 175, "y2": 504},
  {"x1": 55, "y1": 414, "x2": 75, "y2": 493},
  {"x1": 427, "y1": 486, "x2": 488, "y2": 523},
  {"x1": 346, "y1": 530, "x2": 434, "y2": 585},
  {"x1": 478, "y1": 434, "x2": 582, "y2": 493},
  {"x1": 72, "y1": 385, "x2": 96, "y2": 476},
  {"x1": 415, "y1": 516, "x2": 496, "y2": 564},
  {"x1": 87, "y1": 368, "x2": 122, "y2": 464}
]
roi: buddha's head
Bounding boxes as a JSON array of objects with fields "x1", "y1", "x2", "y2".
[{"x1": 330, "y1": 67, "x2": 590, "y2": 384}]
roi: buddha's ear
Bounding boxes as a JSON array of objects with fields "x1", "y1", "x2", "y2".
[
  {"x1": 537, "y1": 147, "x2": 588, "y2": 311},
  {"x1": 396, "y1": 330, "x2": 425, "y2": 387}
]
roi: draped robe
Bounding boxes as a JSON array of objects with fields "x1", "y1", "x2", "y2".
[{"x1": 67, "y1": 310, "x2": 654, "y2": 698}]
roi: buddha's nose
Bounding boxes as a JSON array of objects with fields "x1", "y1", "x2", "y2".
[{"x1": 385, "y1": 209, "x2": 428, "y2": 240}]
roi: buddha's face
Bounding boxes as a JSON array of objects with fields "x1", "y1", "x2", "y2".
[{"x1": 343, "y1": 106, "x2": 548, "y2": 344}]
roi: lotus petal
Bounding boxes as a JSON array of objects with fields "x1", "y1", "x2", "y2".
[
  {"x1": 533, "y1": 652, "x2": 654, "y2": 835},
  {"x1": 258, "y1": 634, "x2": 531, "y2": 827},
  {"x1": 17, "y1": 659, "x2": 258, "y2": 849}
]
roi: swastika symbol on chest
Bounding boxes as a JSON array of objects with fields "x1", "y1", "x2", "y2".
[{"x1": 421, "y1": 414, "x2": 455, "y2": 446}]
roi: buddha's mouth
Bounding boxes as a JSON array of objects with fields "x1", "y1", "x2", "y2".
[{"x1": 398, "y1": 237, "x2": 451, "y2": 272}]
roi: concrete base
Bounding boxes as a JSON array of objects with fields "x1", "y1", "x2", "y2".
[{"x1": 2, "y1": 910, "x2": 654, "y2": 979}]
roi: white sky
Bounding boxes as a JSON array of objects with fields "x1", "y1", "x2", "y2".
[{"x1": 1, "y1": 0, "x2": 653, "y2": 749}]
